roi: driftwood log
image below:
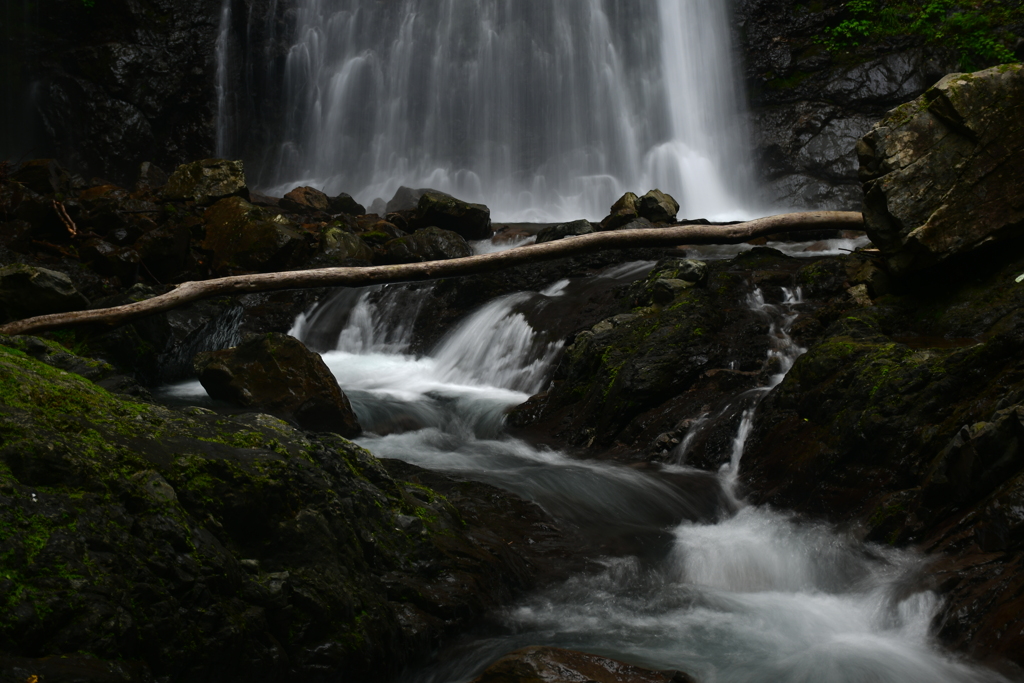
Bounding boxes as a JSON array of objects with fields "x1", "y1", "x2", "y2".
[{"x1": 0, "y1": 211, "x2": 863, "y2": 337}]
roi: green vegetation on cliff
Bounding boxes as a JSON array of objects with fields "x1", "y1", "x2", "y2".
[{"x1": 821, "y1": 0, "x2": 1022, "y2": 68}]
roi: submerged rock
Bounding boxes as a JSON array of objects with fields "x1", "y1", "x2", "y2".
[
  {"x1": 163, "y1": 159, "x2": 249, "y2": 206},
  {"x1": 472, "y1": 646, "x2": 696, "y2": 683},
  {"x1": 194, "y1": 332, "x2": 361, "y2": 436},
  {"x1": 859, "y1": 64, "x2": 1024, "y2": 276}
]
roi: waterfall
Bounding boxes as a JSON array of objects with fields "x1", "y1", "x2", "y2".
[{"x1": 221, "y1": 0, "x2": 759, "y2": 221}]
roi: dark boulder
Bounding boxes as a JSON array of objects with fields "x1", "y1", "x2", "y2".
[
  {"x1": 637, "y1": 189, "x2": 680, "y2": 224},
  {"x1": 858, "y1": 64, "x2": 1024, "y2": 276},
  {"x1": 0, "y1": 264, "x2": 89, "y2": 323},
  {"x1": 280, "y1": 185, "x2": 330, "y2": 213},
  {"x1": 163, "y1": 159, "x2": 249, "y2": 206},
  {"x1": 78, "y1": 238, "x2": 141, "y2": 284},
  {"x1": 385, "y1": 186, "x2": 429, "y2": 213},
  {"x1": 10, "y1": 159, "x2": 72, "y2": 196},
  {"x1": 194, "y1": 332, "x2": 361, "y2": 436},
  {"x1": 201, "y1": 196, "x2": 305, "y2": 274},
  {"x1": 320, "y1": 224, "x2": 375, "y2": 263},
  {"x1": 383, "y1": 226, "x2": 472, "y2": 263},
  {"x1": 472, "y1": 646, "x2": 696, "y2": 683},
  {"x1": 535, "y1": 219, "x2": 595, "y2": 244},
  {"x1": 329, "y1": 192, "x2": 365, "y2": 216},
  {"x1": 600, "y1": 191, "x2": 640, "y2": 231},
  {"x1": 133, "y1": 223, "x2": 192, "y2": 282},
  {"x1": 133, "y1": 161, "x2": 169, "y2": 194},
  {"x1": 0, "y1": 343, "x2": 566, "y2": 682},
  {"x1": 416, "y1": 190, "x2": 492, "y2": 240}
]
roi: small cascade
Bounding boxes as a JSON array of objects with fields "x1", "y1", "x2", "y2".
[
  {"x1": 432, "y1": 292, "x2": 563, "y2": 395},
  {"x1": 269, "y1": 265, "x2": 1007, "y2": 683},
  {"x1": 673, "y1": 284, "x2": 806, "y2": 486}
]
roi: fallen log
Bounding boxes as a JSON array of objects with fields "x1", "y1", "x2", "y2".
[{"x1": 0, "y1": 211, "x2": 863, "y2": 336}]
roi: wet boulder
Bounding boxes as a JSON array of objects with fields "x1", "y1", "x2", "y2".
[
  {"x1": 133, "y1": 161, "x2": 169, "y2": 194},
  {"x1": 637, "y1": 189, "x2": 680, "y2": 224},
  {"x1": 416, "y1": 190, "x2": 492, "y2": 240},
  {"x1": 194, "y1": 332, "x2": 361, "y2": 436},
  {"x1": 202, "y1": 196, "x2": 305, "y2": 274},
  {"x1": 328, "y1": 192, "x2": 365, "y2": 216},
  {"x1": 359, "y1": 219, "x2": 407, "y2": 246},
  {"x1": 858, "y1": 64, "x2": 1024, "y2": 276},
  {"x1": 320, "y1": 224, "x2": 375, "y2": 263},
  {"x1": 78, "y1": 238, "x2": 141, "y2": 283},
  {"x1": 383, "y1": 226, "x2": 472, "y2": 263},
  {"x1": 600, "y1": 191, "x2": 640, "y2": 231},
  {"x1": 386, "y1": 185, "x2": 429, "y2": 213},
  {"x1": 0, "y1": 264, "x2": 89, "y2": 323},
  {"x1": 134, "y1": 223, "x2": 192, "y2": 282},
  {"x1": 472, "y1": 646, "x2": 695, "y2": 683},
  {"x1": 163, "y1": 159, "x2": 249, "y2": 206},
  {"x1": 280, "y1": 185, "x2": 330, "y2": 213},
  {"x1": 11, "y1": 159, "x2": 72, "y2": 196},
  {"x1": 535, "y1": 219, "x2": 595, "y2": 244}
]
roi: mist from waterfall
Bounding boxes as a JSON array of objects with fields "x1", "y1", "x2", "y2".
[{"x1": 221, "y1": 0, "x2": 760, "y2": 222}]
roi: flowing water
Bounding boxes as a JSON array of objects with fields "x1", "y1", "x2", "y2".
[
  {"x1": 276, "y1": 258, "x2": 1002, "y2": 683},
  {"x1": 218, "y1": 0, "x2": 760, "y2": 222},
  {"x1": 162, "y1": 248, "x2": 1007, "y2": 681}
]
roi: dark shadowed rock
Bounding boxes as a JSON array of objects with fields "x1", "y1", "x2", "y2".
[
  {"x1": 329, "y1": 192, "x2": 365, "y2": 216},
  {"x1": 472, "y1": 646, "x2": 696, "y2": 683},
  {"x1": 0, "y1": 264, "x2": 89, "y2": 323},
  {"x1": 383, "y1": 226, "x2": 472, "y2": 263},
  {"x1": 416, "y1": 190, "x2": 493, "y2": 240},
  {"x1": 11, "y1": 159, "x2": 72, "y2": 196},
  {"x1": 0, "y1": 344, "x2": 569, "y2": 682},
  {"x1": 280, "y1": 185, "x2": 330, "y2": 213},
  {"x1": 163, "y1": 159, "x2": 249, "y2": 206},
  {"x1": 535, "y1": 219, "x2": 595, "y2": 244},
  {"x1": 386, "y1": 186, "x2": 429, "y2": 213},
  {"x1": 134, "y1": 223, "x2": 191, "y2": 282},
  {"x1": 133, "y1": 161, "x2": 169, "y2": 194},
  {"x1": 858, "y1": 64, "x2": 1024, "y2": 276},
  {"x1": 320, "y1": 224, "x2": 374, "y2": 263},
  {"x1": 78, "y1": 239, "x2": 141, "y2": 283},
  {"x1": 600, "y1": 191, "x2": 640, "y2": 231},
  {"x1": 194, "y1": 332, "x2": 361, "y2": 436},
  {"x1": 637, "y1": 189, "x2": 680, "y2": 224},
  {"x1": 202, "y1": 196, "x2": 305, "y2": 274}
]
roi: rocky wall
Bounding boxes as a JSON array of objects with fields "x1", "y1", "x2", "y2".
[{"x1": 735, "y1": 0, "x2": 1022, "y2": 212}]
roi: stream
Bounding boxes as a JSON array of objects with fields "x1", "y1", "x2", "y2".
[
  {"x1": 163, "y1": 239, "x2": 1004, "y2": 682},
  {"x1": 292, "y1": 242, "x2": 1004, "y2": 682}
]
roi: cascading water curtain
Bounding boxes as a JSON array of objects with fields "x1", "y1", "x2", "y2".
[{"x1": 221, "y1": 0, "x2": 760, "y2": 222}]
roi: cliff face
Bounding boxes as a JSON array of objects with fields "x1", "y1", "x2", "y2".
[
  {"x1": 2, "y1": 0, "x2": 222, "y2": 183},
  {"x1": 4, "y1": 1, "x2": 1022, "y2": 212},
  {"x1": 735, "y1": 0, "x2": 1023, "y2": 212}
]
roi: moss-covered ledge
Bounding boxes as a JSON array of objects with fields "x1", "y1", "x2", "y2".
[{"x1": 0, "y1": 341, "x2": 558, "y2": 682}]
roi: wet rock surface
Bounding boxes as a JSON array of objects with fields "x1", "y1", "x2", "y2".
[
  {"x1": 194, "y1": 332, "x2": 362, "y2": 436},
  {"x1": 0, "y1": 339, "x2": 572, "y2": 683},
  {"x1": 736, "y1": 0, "x2": 965, "y2": 209},
  {"x1": 859, "y1": 64, "x2": 1024, "y2": 276},
  {"x1": 472, "y1": 646, "x2": 696, "y2": 683}
]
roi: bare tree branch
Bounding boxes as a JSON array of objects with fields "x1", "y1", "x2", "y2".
[{"x1": 0, "y1": 211, "x2": 863, "y2": 337}]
